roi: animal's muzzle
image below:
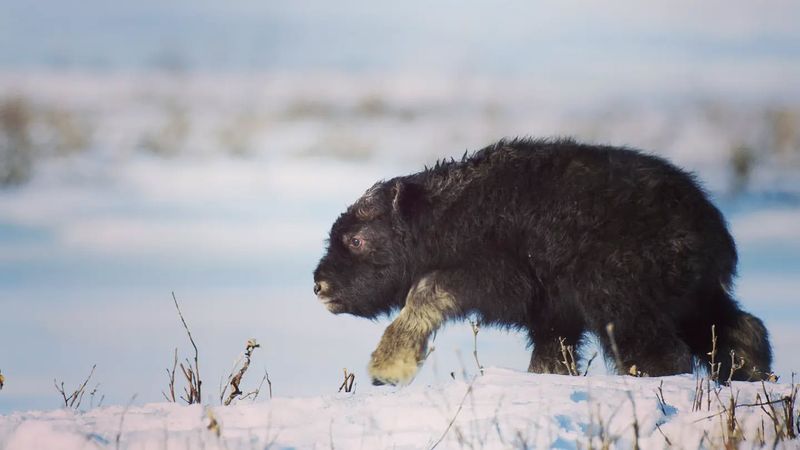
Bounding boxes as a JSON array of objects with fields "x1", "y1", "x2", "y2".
[{"x1": 314, "y1": 280, "x2": 331, "y2": 297}]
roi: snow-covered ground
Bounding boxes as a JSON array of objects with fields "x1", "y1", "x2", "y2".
[{"x1": 1, "y1": 368, "x2": 798, "y2": 449}]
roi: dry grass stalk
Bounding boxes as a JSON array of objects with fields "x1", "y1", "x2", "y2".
[
  {"x1": 692, "y1": 377, "x2": 705, "y2": 412},
  {"x1": 583, "y1": 351, "x2": 599, "y2": 376},
  {"x1": 469, "y1": 319, "x2": 484, "y2": 375},
  {"x1": 162, "y1": 348, "x2": 178, "y2": 402},
  {"x1": 708, "y1": 325, "x2": 721, "y2": 384},
  {"x1": 715, "y1": 389, "x2": 743, "y2": 448},
  {"x1": 430, "y1": 376, "x2": 477, "y2": 450},
  {"x1": 222, "y1": 338, "x2": 261, "y2": 406},
  {"x1": 756, "y1": 417, "x2": 766, "y2": 447},
  {"x1": 179, "y1": 359, "x2": 200, "y2": 404},
  {"x1": 115, "y1": 394, "x2": 137, "y2": 450},
  {"x1": 758, "y1": 376, "x2": 800, "y2": 442},
  {"x1": 654, "y1": 422, "x2": 672, "y2": 447},
  {"x1": 54, "y1": 364, "x2": 96, "y2": 409},
  {"x1": 586, "y1": 402, "x2": 618, "y2": 450},
  {"x1": 655, "y1": 381, "x2": 669, "y2": 416},
  {"x1": 89, "y1": 383, "x2": 104, "y2": 409},
  {"x1": 171, "y1": 292, "x2": 202, "y2": 404},
  {"x1": 781, "y1": 377, "x2": 798, "y2": 439},
  {"x1": 725, "y1": 350, "x2": 745, "y2": 385},
  {"x1": 338, "y1": 368, "x2": 355, "y2": 393},
  {"x1": 249, "y1": 369, "x2": 272, "y2": 401},
  {"x1": 558, "y1": 337, "x2": 579, "y2": 376}
]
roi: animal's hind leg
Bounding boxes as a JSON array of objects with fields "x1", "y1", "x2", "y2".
[
  {"x1": 599, "y1": 311, "x2": 692, "y2": 377},
  {"x1": 682, "y1": 287, "x2": 773, "y2": 381}
]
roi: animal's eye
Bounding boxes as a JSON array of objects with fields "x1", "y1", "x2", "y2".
[{"x1": 349, "y1": 237, "x2": 363, "y2": 249}]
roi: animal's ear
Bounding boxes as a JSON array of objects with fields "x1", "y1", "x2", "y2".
[{"x1": 391, "y1": 180, "x2": 427, "y2": 222}]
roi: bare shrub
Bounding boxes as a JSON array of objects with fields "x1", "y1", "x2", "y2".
[
  {"x1": 166, "y1": 292, "x2": 201, "y2": 404},
  {"x1": 54, "y1": 364, "x2": 96, "y2": 410},
  {"x1": 221, "y1": 338, "x2": 261, "y2": 405}
]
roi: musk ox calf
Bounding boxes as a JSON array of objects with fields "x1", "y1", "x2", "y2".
[{"x1": 313, "y1": 138, "x2": 772, "y2": 386}]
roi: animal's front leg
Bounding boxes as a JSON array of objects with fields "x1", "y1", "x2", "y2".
[{"x1": 369, "y1": 273, "x2": 457, "y2": 385}]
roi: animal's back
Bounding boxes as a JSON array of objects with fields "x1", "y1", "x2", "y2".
[{"x1": 422, "y1": 139, "x2": 737, "y2": 289}]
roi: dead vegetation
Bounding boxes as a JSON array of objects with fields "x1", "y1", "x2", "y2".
[
  {"x1": 0, "y1": 96, "x2": 34, "y2": 186},
  {"x1": 1, "y1": 95, "x2": 93, "y2": 187},
  {"x1": 221, "y1": 338, "x2": 265, "y2": 405},
  {"x1": 162, "y1": 292, "x2": 271, "y2": 408},
  {"x1": 163, "y1": 292, "x2": 202, "y2": 404},
  {"x1": 338, "y1": 368, "x2": 355, "y2": 393},
  {"x1": 687, "y1": 325, "x2": 799, "y2": 448},
  {"x1": 54, "y1": 364, "x2": 97, "y2": 410},
  {"x1": 469, "y1": 319, "x2": 484, "y2": 376}
]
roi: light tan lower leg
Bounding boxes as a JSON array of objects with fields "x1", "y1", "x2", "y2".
[{"x1": 368, "y1": 274, "x2": 457, "y2": 385}]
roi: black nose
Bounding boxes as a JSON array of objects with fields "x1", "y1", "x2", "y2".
[{"x1": 313, "y1": 282, "x2": 322, "y2": 295}]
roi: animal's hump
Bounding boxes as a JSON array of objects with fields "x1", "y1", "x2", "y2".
[{"x1": 424, "y1": 137, "x2": 575, "y2": 176}]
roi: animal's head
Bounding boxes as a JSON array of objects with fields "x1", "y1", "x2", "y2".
[{"x1": 313, "y1": 178, "x2": 427, "y2": 317}]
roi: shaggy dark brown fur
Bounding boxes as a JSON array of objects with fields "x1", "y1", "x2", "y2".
[{"x1": 313, "y1": 138, "x2": 772, "y2": 385}]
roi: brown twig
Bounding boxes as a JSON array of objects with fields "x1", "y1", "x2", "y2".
[
  {"x1": 115, "y1": 394, "x2": 138, "y2": 450},
  {"x1": 692, "y1": 376, "x2": 704, "y2": 412},
  {"x1": 655, "y1": 381, "x2": 668, "y2": 416},
  {"x1": 162, "y1": 347, "x2": 178, "y2": 402},
  {"x1": 245, "y1": 369, "x2": 272, "y2": 402},
  {"x1": 726, "y1": 350, "x2": 745, "y2": 385},
  {"x1": 655, "y1": 422, "x2": 672, "y2": 447},
  {"x1": 89, "y1": 383, "x2": 103, "y2": 409},
  {"x1": 171, "y1": 292, "x2": 201, "y2": 404},
  {"x1": 708, "y1": 325, "x2": 720, "y2": 384},
  {"x1": 558, "y1": 337, "x2": 579, "y2": 376},
  {"x1": 583, "y1": 351, "x2": 598, "y2": 376},
  {"x1": 430, "y1": 376, "x2": 477, "y2": 449},
  {"x1": 468, "y1": 319, "x2": 484, "y2": 376},
  {"x1": 54, "y1": 364, "x2": 96, "y2": 409},
  {"x1": 693, "y1": 396, "x2": 789, "y2": 422},
  {"x1": 223, "y1": 339, "x2": 260, "y2": 406},
  {"x1": 338, "y1": 368, "x2": 355, "y2": 393}
]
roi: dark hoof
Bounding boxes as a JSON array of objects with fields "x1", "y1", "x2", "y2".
[{"x1": 372, "y1": 378, "x2": 386, "y2": 386}]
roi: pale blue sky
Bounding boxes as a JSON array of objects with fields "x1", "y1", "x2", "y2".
[{"x1": 1, "y1": 0, "x2": 799, "y2": 74}]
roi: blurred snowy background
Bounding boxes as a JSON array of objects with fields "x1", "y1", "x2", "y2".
[{"x1": 1, "y1": 0, "x2": 799, "y2": 413}]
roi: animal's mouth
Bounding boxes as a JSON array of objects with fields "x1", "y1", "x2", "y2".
[{"x1": 318, "y1": 296, "x2": 344, "y2": 313}]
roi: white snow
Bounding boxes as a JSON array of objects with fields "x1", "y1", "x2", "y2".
[{"x1": 1, "y1": 368, "x2": 797, "y2": 449}]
